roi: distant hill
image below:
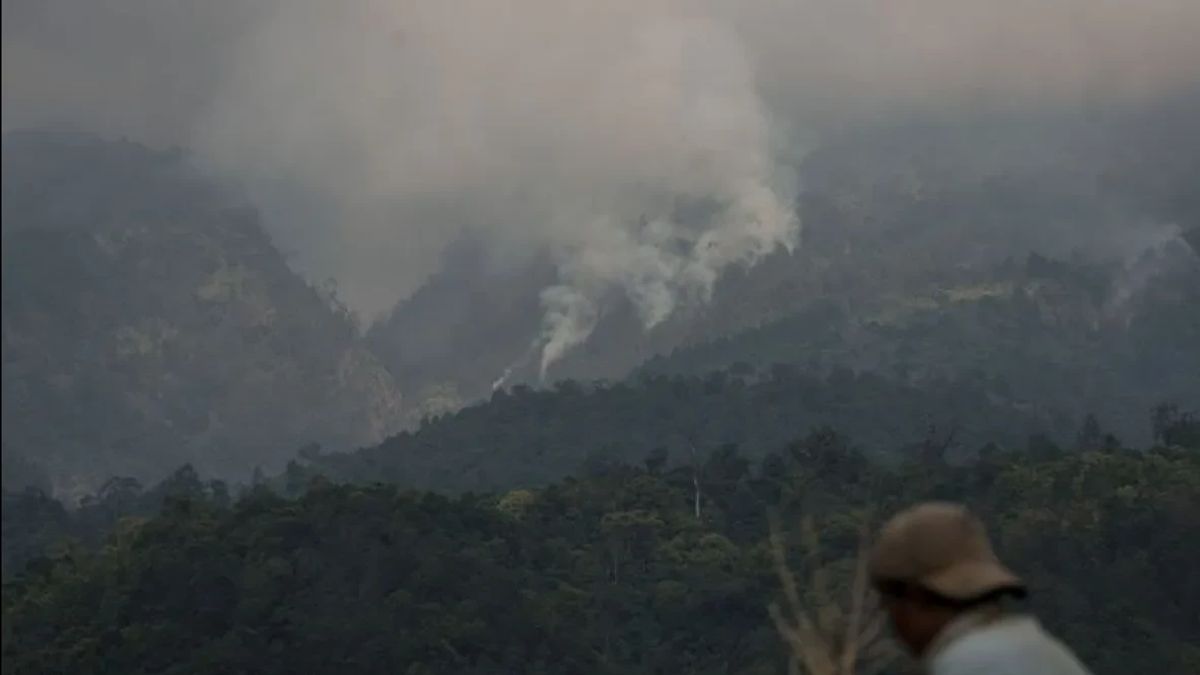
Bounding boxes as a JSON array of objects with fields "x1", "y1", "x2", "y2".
[
  {"x1": 367, "y1": 103, "x2": 1200, "y2": 413},
  {"x1": 7, "y1": 98, "x2": 1198, "y2": 495},
  {"x1": 365, "y1": 241, "x2": 557, "y2": 412},
  {"x1": 1, "y1": 132, "x2": 404, "y2": 496},
  {"x1": 643, "y1": 250, "x2": 1200, "y2": 445},
  {"x1": 306, "y1": 365, "x2": 1066, "y2": 494}
]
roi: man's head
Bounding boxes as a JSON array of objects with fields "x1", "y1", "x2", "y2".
[{"x1": 869, "y1": 502, "x2": 1026, "y2": 655}]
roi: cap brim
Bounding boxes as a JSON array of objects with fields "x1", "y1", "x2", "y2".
[{"x1": 919, "y1": 559, "x2": 1025, "y2": 601}]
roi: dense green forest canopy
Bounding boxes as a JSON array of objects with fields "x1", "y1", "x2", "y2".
[
  {"x1": 642, "y1": 250, "x2": 1200, "y2": 446},
  {"x1": 3, "y1": 411, "x2": 1198, "y2": 674},
  {"x1": 308, "y1": 366, "x2": 1059, "y2": 494}
]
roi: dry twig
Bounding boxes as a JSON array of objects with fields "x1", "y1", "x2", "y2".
[{"x1": 768, "y1": 515, "x2": 899, "y2": 675}]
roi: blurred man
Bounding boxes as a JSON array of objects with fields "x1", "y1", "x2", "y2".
[{"x1": 869, "y1": 502, "x2": 1093, "y2": 675}]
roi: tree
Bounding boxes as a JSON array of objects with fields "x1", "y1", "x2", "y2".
[
  {"x1": 1152, "y1": 403, "x2": 1200, "y2": 449},
  {"x1": 1076, "y1": 413, "x2": 1103, "y2": 452},
  {"x1": 644, "y1": 446, "x2": 669, "y2": 475}
]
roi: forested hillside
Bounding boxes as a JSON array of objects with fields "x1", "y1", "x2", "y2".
[
  {"x1": 3, "y1": 126, "x2": 1197, "y2": 673},
  {"x1": 306, "y1": 366, "x2": 1061, "y2": 494},
  {"x1": 365, "y1": 103, "x2": 1200, "y2": 420},
  {"x1": 365, "y1": 241, "x2": 558, "y2": 419},
  {"x1": 1, "y1": 132, "x2": 404, "y2": 496},
  {"x1": 4, "y1": 411, "x2": 1198, "y2": 674},
  {"x1": 4, "y1": 4, "x2": 1198, "y2": 674},
  {"x1": 643, "y1": 250, "x2": 1200, "y2": 445},
  {"x1": 5, "y1": 104, "x2": 1198, "y2": 495}
]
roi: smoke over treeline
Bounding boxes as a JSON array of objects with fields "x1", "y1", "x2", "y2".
[{"x1": 4, "y1": 0, "x2": 1199, "y2": 368}]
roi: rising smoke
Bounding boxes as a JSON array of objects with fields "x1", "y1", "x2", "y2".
[
  {"x1": 190, "y1": 1, "x2": 800, "y2": 375},
  {"x1": 4, "y1": 0, "x2": 1200, "y2": 371}
]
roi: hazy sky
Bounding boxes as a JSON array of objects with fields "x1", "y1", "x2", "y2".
[{"x1": 4, "y1": 0, "x2": 1199, "y2": 366}]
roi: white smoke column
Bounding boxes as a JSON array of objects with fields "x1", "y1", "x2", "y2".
[
  {"x1": 536, "y1": 182, "x2": 798, "y2": 377},
  {"x1": 503, "y1": 5, "x2": 801, "y2": 377},
  {"x1": 193, "y1": 0, "x2": 798, "y2": 373}
]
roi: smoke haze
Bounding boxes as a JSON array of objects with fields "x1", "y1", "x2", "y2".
[{"x1": 5, "y1": 0, "x2": 1200, "y2": 366}]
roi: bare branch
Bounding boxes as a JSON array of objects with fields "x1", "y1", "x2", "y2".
[{"x1": 769, "y1": 514, "x2": 897, "y2": 675}]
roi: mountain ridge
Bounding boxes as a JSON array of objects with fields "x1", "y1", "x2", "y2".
[{"x1": 2, "y1": 132, "x2": 404, "y2": 496}]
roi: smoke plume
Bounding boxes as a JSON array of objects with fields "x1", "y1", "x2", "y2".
[{"x1": 4, "y1": 0, "x2": 1200, "y2": 370}]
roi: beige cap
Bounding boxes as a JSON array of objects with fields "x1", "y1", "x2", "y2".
[{"x1": 869, "y1": 502, "x2": 1025, "y2": 601}]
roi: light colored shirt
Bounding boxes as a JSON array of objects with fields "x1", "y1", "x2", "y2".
[{"x1": 926, "y1": 611, "x2": 1093, "y2": 675}]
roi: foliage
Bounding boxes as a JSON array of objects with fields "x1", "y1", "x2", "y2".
[
  {"x1": 4, "y1": 429, "x2": 1198, "y2": 674},
  {"x1": 1, "y1": 466, "x2": 227, "y2": 578},
  {"x1": 3, "y1": 117, "x2": 1198, "y2": 675},
  {"x1": 308, "y1": 368, "x2": 1065, "y2": 495},
  {"x1": 642, "y1": 251, "x2": 1200, "y2": 447}
]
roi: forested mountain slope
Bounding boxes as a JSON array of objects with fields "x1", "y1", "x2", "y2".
[
  {"x1": 643, "y1": 250, "x2": 1200, "y2": 445},
  {"x1": 4, "y1": 423, "x2": 1197, "y2": 674},
  {"x1": 1, "y1": 132, "x2": 404, "y2": 495},
  {"x1": 308, "y1": 366, "x2": 1075, "y2": 494},
  {"x1": 367, "y1": 100, "x2": 1200, "y2": 413},
  {"x1": 365, "y1": 241, "x2": 558, "y2": 419}
]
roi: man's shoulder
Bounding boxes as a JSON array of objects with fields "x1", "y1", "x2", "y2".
[{"x1": 932, "y1": 615, "x2": 1093, "y2": 675}]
